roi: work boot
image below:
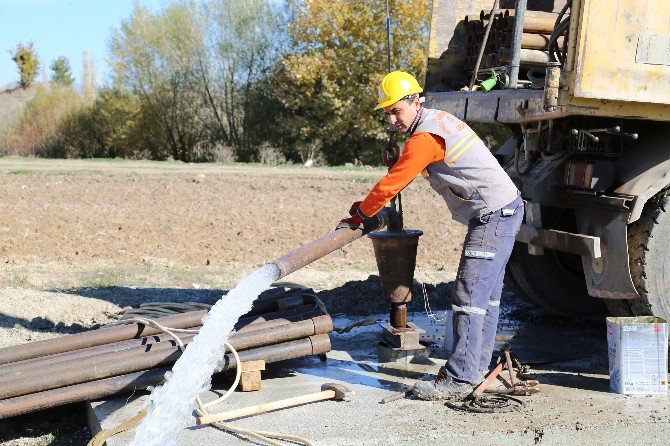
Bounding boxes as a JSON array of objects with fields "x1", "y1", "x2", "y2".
[{"x1": 412, "y1": 371, "x2": 473, "y2": 401}]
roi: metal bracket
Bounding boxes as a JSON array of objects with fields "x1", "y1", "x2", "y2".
[
  {"x1": 524, "y1": 201, "x2": 544, "y2": 255},
  {"x1": 379, "y1": 322, "x2": 426, "y2": 350},
  {"x1": 515, "y1": 224, "x2": 601, "y2": 258}
]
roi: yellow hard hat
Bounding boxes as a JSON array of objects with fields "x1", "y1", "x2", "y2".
[{"x1": 374, "y1": 71, "x2": 423, "y2": 110}]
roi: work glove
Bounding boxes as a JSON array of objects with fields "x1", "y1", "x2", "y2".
[
  {"x1": 336, "y1": 205, "x2": 381, "y2": 233},
  {"x1": 337, "y1": 201, "x2": 364, "y2": 229},
  {"x1": 337, "y1": 214, "x2": 364, "y2": 230},
  {"x1": 348, "y1": 201, "x2": 363, "y2": 216}
]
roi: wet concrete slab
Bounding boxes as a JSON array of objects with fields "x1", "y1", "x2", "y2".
[{"x1": 88, "y1": 296, "x2": 670, "y2": 446}]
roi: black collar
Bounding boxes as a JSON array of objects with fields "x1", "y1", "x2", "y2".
[{"x1": 408, "y1": 106, "x2": 424, "y2": 135}]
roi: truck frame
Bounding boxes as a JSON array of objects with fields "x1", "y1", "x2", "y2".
[{"x1": 424, "y1": 0, "x2": 670, "y2": 318}]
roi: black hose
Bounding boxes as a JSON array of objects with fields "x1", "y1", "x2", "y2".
[
  {"x1": 514, "y1": 139, "x2": 533, "y2": 176},
  {"x1": 549, "y1": 1, "x2": 571, "y2": 65},
  {"x1": 549, "y1": 18, "x2": 571, "y2": 65},
  {"x1": 561, "y1": 24, "x2": 570, "y2": 63},
  {"x1": 554, "y1": 1, "x2": 571, "y2": 29}
]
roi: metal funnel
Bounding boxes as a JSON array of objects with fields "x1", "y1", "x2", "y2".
[{"x1": 368, "y1": 230, "x2": 423, "y2": 328}]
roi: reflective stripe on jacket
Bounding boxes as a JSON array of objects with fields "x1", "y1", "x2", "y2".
[{"x1": 416, "y1": 108, "x2": 519, "y2": 222}]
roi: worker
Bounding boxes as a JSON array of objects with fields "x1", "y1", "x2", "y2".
[{"x1": 337, "y1": 71, "x2": 523, "y2": 399}]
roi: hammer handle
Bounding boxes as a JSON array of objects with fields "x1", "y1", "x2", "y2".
[{"x1": 197, "y1": 390, "x2": 335, "y2": 425}]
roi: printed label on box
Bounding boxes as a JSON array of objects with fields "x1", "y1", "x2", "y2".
[{"x1": 606, "y1": 316, "x2": 668, "y2": 395}]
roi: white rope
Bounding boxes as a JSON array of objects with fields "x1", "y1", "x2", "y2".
[
  {"x1": 195, "y1": 342, "x2": 315, "y2": 446},
  {"x1": 195, "y1": 340, "x2": 242, "y2": 410},
  {"x1": 117, "y1": 302, "x2": 212, "y2": 321},
  {"x1": 106, "y1": 317, "x2": 200, "y2": 350}
]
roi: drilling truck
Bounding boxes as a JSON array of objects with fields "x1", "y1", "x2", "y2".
[{"x1": 424, "y1": 0, "x2": 670, "y2": 318}]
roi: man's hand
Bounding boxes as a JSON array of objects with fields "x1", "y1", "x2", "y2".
[
  {"x1": 336, "y1": 204, "x2": 381, "y2": 232},
  {"x1": 336, "y1": 214, "x2": 364, "y2": 230}
]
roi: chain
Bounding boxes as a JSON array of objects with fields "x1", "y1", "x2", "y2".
[{"x1": 420, "y1": 281, "x2": 451, "y2": 322}]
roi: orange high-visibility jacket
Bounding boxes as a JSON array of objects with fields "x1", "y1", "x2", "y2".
[{"x1": 359, "y1": 108, "x2": 518, "y2": 222}]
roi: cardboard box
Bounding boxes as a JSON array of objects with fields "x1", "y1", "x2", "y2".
[{"x1": 607, "y1": 316, "x2": 668, "y2": 395}]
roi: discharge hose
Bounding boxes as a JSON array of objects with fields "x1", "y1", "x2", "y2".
[{"x1": 272, "y1": 207, "x2": 402, "y2": 280}]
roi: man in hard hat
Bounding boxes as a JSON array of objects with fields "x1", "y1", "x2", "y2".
[{"x1": 337, "y1": 71, "x2": 523, "y2": 399}]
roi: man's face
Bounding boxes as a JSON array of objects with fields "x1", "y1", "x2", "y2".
[{"x1": 383, "y1": 97, "x2": 421, "y2": 133}]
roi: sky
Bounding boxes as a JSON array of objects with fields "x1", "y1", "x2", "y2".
[{"x1": 0, "y1": 0, "x2": 163, "y2": 89}]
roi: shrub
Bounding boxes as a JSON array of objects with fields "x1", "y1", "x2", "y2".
[
  {"x1": 257, "y1": 142, "x2": 286, "y2": 165},
  {"x1": 7, "y1": 85, "x2": 85, "y2": 157},
  {"x1": 208, "y1": 143, "x2": 236, "y2": 163}
]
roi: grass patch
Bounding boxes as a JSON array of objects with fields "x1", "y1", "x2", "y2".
[
  {"x1": 53, "y1": 169, "x2": 106, "y2": 176},
  {"x1": 76, "y1": 263, "x2": 223, "y2": 290},
  {"x1": 10, "y1": 169, "x2": 33, "y2": 174},
  {"x1": 0, "y1": 156, "x2": 390, "y2": 174},
  {"x1": 83, "y1": 156, "x2": 127, "y2": 163},
  {"x1": 326, "y1": 164, "x2": 386, "y2": 172},
  {"x1": 4, "y1": 272, "x2": 31, "y2": 287}
]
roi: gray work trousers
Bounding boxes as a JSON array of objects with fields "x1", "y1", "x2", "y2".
[{"x1": 444, "y1": 195, "x2": 524, "y2": 384}]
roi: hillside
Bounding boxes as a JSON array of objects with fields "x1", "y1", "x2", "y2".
[{"x1": 0, "y1": 84, "x2": 39, "y2": 153}]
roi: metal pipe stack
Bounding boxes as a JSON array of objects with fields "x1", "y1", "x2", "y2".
[
  {"x1": 0, "y1": 292, "x2": 333, "y2": 419},
  {"x1": 465, "y1": 9, "x2": 565, "y2": 71}
]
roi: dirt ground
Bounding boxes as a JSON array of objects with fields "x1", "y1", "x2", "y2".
[{"x1": 0, "y1": 158, "x2": 467, "y2": 445}]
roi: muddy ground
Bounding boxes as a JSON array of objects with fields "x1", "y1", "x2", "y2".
[{"x1": 0, "y1": 158, "x2": 470, "y2": 445}]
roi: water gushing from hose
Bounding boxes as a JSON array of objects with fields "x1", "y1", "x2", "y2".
[{"x1": 129, "y1": 263, "x2": 280, "y2": 446}]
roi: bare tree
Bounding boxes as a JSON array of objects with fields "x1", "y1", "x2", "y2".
[{"x1": 198, "y1": 0, "x2": 284, "y2": 159}]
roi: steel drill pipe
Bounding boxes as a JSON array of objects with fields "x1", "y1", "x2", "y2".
[
  {"x1": 501, "y1": 32, "x2": 563, "y2": 50},
  {"x1": 0, "y1": 315, "x2": 331, "y2": 395},
  {"x1": 469, "y1": 0, "x2": 499, "y2": 89},
  {"x1": 0, "y1": 309, "x2": 322, "y2": 376},
  {"x1": 0, "y1": 316, "x2": 332, "y2": 400},
  {"x1": 0, "y1": 311, "x2": 324, "y2": 377},
  {"x1": 0, "y1": 310, "x2": 207, "y2": 366},
  {"x1": 503, "y1": 14, "x2": 557, "y2": 33},
  {"x1": 0, "y1": 314, "x2": 332, "y2": 388},
  {"x1": 247, "y1": 292, "x2": 312, "y2": 316},
  {"x1": 0, "y1": 334, "x2": 332, "y2": 420},
  {"x1": 0, "y1": 296, "x2": 320, "y2": 367},
  {"x1": 273, "y1": 207, "x2": 401, "y2": 279},
  {"x1": 498, "y1": 47, "x2": 550, "y2": 65}
]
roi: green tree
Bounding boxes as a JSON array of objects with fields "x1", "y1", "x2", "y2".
[
  {"x1": 273, "y1": 0, "x2": 430, "y2": 165},
  {"x1": 10, "y1": 42, "x2": 40, "y2": 89},
  {"x1": 50, "y1": 56, "x2": 75, "y2": 86},
  {"x1": 109, "y1": 2, "x2": 206, "y2": 161},
  {"x1": 59, "y1": 88, "x2": 142, "y2": 158}
]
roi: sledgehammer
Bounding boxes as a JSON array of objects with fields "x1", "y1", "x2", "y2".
[{"x1": 196, "y1": 383, "x2": 354, "y2": 425}]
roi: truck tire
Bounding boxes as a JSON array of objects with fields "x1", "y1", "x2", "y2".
[
  {"x1": 605, "y1": 189, "x2": 670, "y2": 319},
  {"x1": 506, "y1": 243, "x2": 605, "y2": 316}
]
